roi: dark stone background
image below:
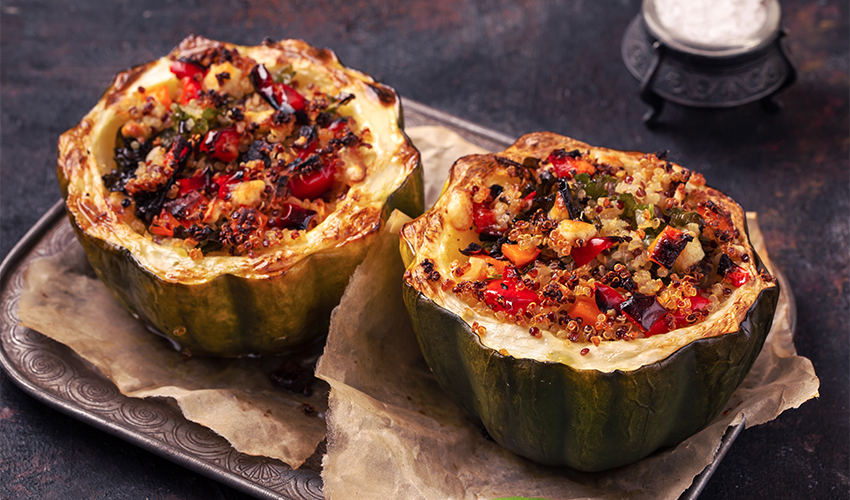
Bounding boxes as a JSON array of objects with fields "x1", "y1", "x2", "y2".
[{"x1": 1, "y1": 1, "x2": 847, "y2": 498}]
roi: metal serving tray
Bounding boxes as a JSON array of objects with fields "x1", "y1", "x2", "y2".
[{"x1": 0, "y1": 100, "x2": 786, "y2": 500}]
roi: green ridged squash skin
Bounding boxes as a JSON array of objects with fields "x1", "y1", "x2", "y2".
[
  {"x1": 59, "y1": 159, "x2": 422, "y2": 357},
  {"x1": 70, "y1": 213, "x2": 362, "y2": 355},
  {"x1": 402, "y1": 256, "x2": 778, "y2": 471}
]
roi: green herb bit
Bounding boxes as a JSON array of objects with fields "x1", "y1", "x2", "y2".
[
  {"x1": 664, "y1": 207, "x2": 704, "y2": 228},
  {"x1": 574, "y1": 172, "x2": 614, "y2": 200},
  {"x1": 274, "y1": 64, "x2": 296, "y2": 84},
  {"x1": 172, "y1": 106, "x2": 224, "y2": 136}
]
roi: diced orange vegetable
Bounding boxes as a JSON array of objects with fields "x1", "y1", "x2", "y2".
[
  {"x1": 150, "y1": 210, "x2": 183, "y2": 238},
  {"x1": 501, "y1": 243, "x2": 540, "y2": 267},
  {"x1": 145, "y1": 83, "x2": 172, "y2": 108},
  {"x1": 569, "y1": 296, "x2": 602, "y2": 326},
  {"x1": 480, "y1": 255, "x2": 509, "y2": 274},
  {"x1": 570, "y1": 158, "x2": 596, "y2": 175},
  {"x1": 149, "y1": 225, "x2": 174, "y2": 237}
]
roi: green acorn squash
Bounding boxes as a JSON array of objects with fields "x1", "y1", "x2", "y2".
[
  {"x1": 400, "y1": 132, "x2": 778, "y2": 471},
  {"x1": 57, "y1": 36, "x2": 422, "y2": 357}
]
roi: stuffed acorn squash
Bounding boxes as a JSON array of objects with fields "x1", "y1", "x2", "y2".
[
  {"x1": 57, "y1": 36, "x2": 422, "y2": 357},
  {"x1": 401, "y1": 132, "x2": 778, "y2": 471}
]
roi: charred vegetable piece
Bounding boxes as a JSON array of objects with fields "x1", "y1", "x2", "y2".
[
  {"x1": 620, "y1": 292, "x2": 669, "y2": 333},
  {"x1": 648, "y1": 226, "x2": 693, "y2": 268},
  {"x1": 268, "y1": 203, "x2": 316, "y2": 231},
  {"x1": 176, "y1": 169, "x2": 211, "y2": 196},
  {"x1": 594, "y1": 283, "x2": 625, "y2": 313},
  {"x1": 130, "y1": 136, "x2": 193, "y2": 222},
  {"x1": 718, "y1": 253, "x2": 751, "y2": 286},
  {"x1": 556, "y1": 178, "x2": 583, "y2": 220},
  {"x1": 472, "y1": 202, "x2": 501, "y2": 237},
  {"x1": 459, "y1": 242, "x2": 488, "y2": 256},
  {"x1": 250, "y1": 63, "x2": 307, "y2": 113}
]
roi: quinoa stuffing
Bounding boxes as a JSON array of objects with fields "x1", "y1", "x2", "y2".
[
  {"x1": 103, "y1": 44, "x2": 372, "y2": 257},
  {"x1": 415, "y1": 144, "x2": 770, "y2": 345}
]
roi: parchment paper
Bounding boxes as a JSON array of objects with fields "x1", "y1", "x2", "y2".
[
  {"x1": 18, "y1": 244, "x2": 329, "y2": 469},
  {"x1": 316, "y1": 126, "x2": 820, "y2": 500}
]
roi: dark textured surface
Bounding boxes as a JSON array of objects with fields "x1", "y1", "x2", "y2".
[{"x1": 1, "y1": 1, "x2": 847, "y2": 499}]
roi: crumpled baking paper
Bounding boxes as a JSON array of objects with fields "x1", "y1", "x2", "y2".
[
  {"x1": 16, "y1": 125, "x2": 819, "y2": 498},
  {"x1": 315, "y1": 126, "x2": 820, "y2": 500},
  {"x1": 17, "y1": 241, "x2": 329, "y2": 469}
]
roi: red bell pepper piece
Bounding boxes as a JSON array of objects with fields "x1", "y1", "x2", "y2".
[
  {"x1": 170, "y1": 60, "x2": 208, "y2": 106},
  {"x1": 276, "y1": 83, "x2": 307, "y2": 113},
  {"x1": 620, "y1": 293, "x2": 669, "y2": 335},
  {"x1": 571, "y1": 237, "x2": 619, "y2": 267},
  {"x1": 548, "y1": 149, "x2": 596, "y2": 178},
  {"x1": 179, "y1": 78, "x2": 202, "y2": 105},
  {"x1": 169, "y1": 60, "x2": 206, "y2": 79},
  {"x1": 725, "y1": 268, "x2": 750, "y2": 287},
  {"x1": 214, "y1": 170, "x2": 245, "y2": 199},
  {"x1": 594, "y1": 283, "x2": 625, "y2": 313},
  {"x1": 176, "y1": 168, "x2": 213, "y2": 197},
  {"x1": 177, "y1": 175, "x2": 207, "y2": 196},
  {"x1": 644, "y1": 317, "x2": 671, "y2": 337},
  {"x1": 483, "y1": 277, "x2": 539, "y2": 316},
  {"x1": 327, "y1": 118, "x2": 348, "y2": 132},
  {"x1": 673, "y1": 295, "x2": 711, "y2": 328},
  {"x1": 289, "y1": 162, "x2": 336, "y2": 200},
  {"x1": 472, "y1": 202, "x2": 500, "y2": 236},
  {"x1": 296, "y1": 138, "x2": 318, "y2": 160},
  {"x1": 249, "y1": 64, "x2": 307, "y2": 113},
  {"x1": 717, "y1": 253, "x2": 751, "y2": 287},
  {"x1": 268, "y1": 203, "x2": 317, "y2": 231},
  {"x1": 596, "y1": 283, "x2": 670, "y2": 336},
  {"x1": 644, "y1": 295, "x2": 711, "y2": 337},
  {"x1": 201, "y1": 127, "x2": 241, "y2": 163}
]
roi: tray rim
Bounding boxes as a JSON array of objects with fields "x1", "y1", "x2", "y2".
[{"x1": 0, "y1": 98, "x2": 795, "y2": 500}]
